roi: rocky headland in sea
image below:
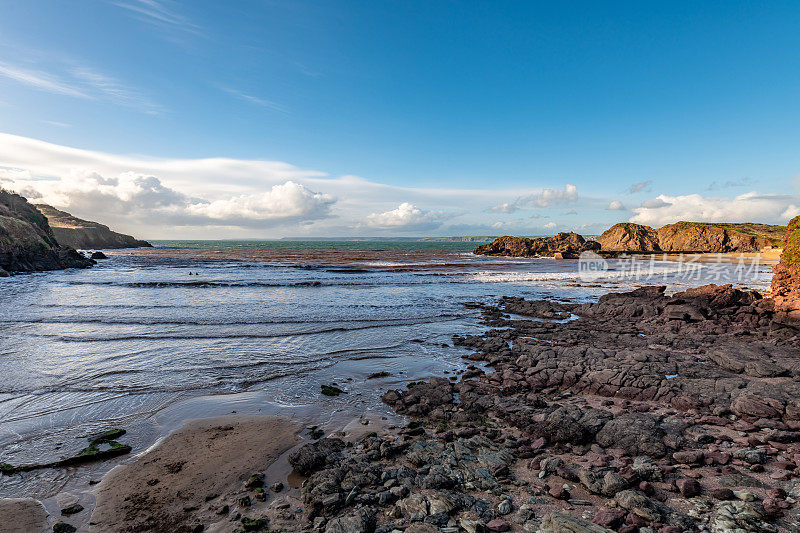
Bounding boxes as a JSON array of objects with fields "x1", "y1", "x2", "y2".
[
  {"x1": 0, "y1": 190, "x2": 150, "y2": 276},
  {"x1": 0, "y1": 190, "x2": 94, "y2": 275},
  {"x1": 473, "y1": 222, "x2": 786, "y2": 259},
  {"x1": 34, "y1": 204, "x2": 152, "y2": 251}
]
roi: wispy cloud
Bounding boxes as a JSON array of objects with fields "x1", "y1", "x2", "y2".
[
  {"x1": 221, "y1": 87, "x2": 288, "y2": 113},
  {"x1": 41, "y1": 120, "x2": 71, "y2": 128},
  {"x1": 112, "y1": 0, "x2": 201, "y2": 35},
  {"x1": 69, "y1": 65, "x2": 164, "y2": 114},
  {"x1": 0, "y1": 55, "x2": 164, "y2": 114},
  {"x1": 705, "y1": 177, "x2": 755, "y2": 191},
  {"x1": 627, "y1": 180, "x2": 652, "y2": 194},
  {"x1": 0, "y1": 62, "x2": 89, "y2": 98}
]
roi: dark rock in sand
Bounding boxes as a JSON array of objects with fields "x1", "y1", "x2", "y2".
[
  {"x1": 288, "y1": 438, "x2": 347, "y2": 476},
  {"x1": 60, "y1": 503, "x2": 84, "y2": 516}
]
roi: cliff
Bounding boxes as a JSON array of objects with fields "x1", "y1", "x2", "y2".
[
  {"x1": 656, "y1": 221, "x2": 781, "y2": 253},
  {"x1": 0, "y1": 191, "x2": 94, "y2": 274},
  {"x1": 771, "y1": 215, "x2": 800, "y2": 321},
  {"x1": 35, "y1": 204, "x2": 152, "y2": 249},
  {"x1": 474, "y1": 233, "x2": 600, "y2": 258},
  {"x1": 599, "y1": 221, "x2": 782, "y2": 253}
]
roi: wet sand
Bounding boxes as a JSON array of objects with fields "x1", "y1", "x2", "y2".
[
  {"x1": 89, "y1": 416, "x2": 300, "y2": 532},
  {"x1": 0, "y1": 498, "x2": 48, "y2": 533}
]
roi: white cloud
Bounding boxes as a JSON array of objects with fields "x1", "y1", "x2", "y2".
[
  {"x1": 0, "y1": 167, "x2": 32, "y2": 183},
  {"x1": 607, "y1": 200, "x2": 625, "y2": 211},
  {"x1": 14, "y1": 168, "x2": 334, "y2": 229},
  {"x1": 526, "y1": 183, "x2": 578, "y2": 207},
  {"x1": 641, "y1": 198, "x2": 671, "y2": 209},
  {"x1": 186, "y1": 181, "x2": 334, "y2": 224},
  {"x1": 488, "y1": 202, "x2": 518, "y2": 214},
  {"x1": 783, "y1": 205, "x2": 800, "y2": 220},
  {"x1": 363, "y1": 203, "x2": 451, "y2": 231},
  {"x1": 544, "y1": 222, "x2": 557, "y2": 229},
  {"x1": 489, "y1": 183, "x2": 578, "y2": 213},
  {"x1": 630, "y1": 192, "x2": 800, "y2": 226},
  {"x1": 0, "y1": 133, "x2": 605, "y2": 238},
  {"x1": 627, "y1": 180, "x2": 652, "y2": 194}
]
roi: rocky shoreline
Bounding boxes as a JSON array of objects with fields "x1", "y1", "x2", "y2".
[
  {"x1": 3, "y1": 220, "x2": 799, "y2": 532},
  {"x1": 270, "y1": 283, "x2": 798, "y2": 533},
  {"x1": 4, "y1": 281, "x2": 799, "y2": 532}
]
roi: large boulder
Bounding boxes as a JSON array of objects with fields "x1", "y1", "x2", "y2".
[
  {"x1": 595, "y1": 413, "x2": 667, "y2": 458},
  {"x1": 771, "y1": 215, "x2": 800, "y2": 321},
  {"x1": 288, "y1": 438, "x2": 347, "y2": 476},
  {"x1": 597, "y1": 223, "x2": 660, "y2": 252}
]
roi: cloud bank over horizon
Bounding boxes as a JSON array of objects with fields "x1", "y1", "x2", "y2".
[{"x1": 0, "y1": 132, "x2": 798, "y2": 238}]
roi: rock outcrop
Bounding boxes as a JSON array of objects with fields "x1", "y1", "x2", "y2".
[
  {"x1": 772, "y1": 215, "x2": 800, "y2": 321},
  {"x1": 35, "y1": 204, "x2": 151, "y2": 249},
  {"x1": 477, "y1": 222, "x2": 781, "y2": 258},
  {"x1": 597, "y1": 223, "x2": 661, "y2": 252},
  {"x1": 473, "y1": 233, "x2": 600, "y2": 258},
  {"x1": 656, "y1": 222, "x2": 781, "y2": 253},
  {"x1": 0, "y1": 191, "x2": 94, "y2": 273}
]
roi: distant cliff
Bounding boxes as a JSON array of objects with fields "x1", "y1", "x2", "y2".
[
  {"x1": 0, "y1": 191, "x2": 94, "y2": 275},
  {"x1": 35, "y1": 205, "x2": 152, "y2": 250},
  {"x1": 771, "y1": 216, "x2": 800, "y2": 321},
  {"x1": 598, "y1": 221, "x2": 784, "y2": 253}
]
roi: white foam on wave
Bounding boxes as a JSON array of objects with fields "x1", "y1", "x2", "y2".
[{"x1": 468, "y1": 262, "x2": 689, "y2": 284}]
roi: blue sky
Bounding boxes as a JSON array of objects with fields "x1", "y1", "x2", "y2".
[{"x1": 0, "y1": 1, "x2": 799, "y2": 238}]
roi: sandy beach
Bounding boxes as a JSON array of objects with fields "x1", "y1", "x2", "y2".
[
  {"x1": 0, "y1": 498, "x2": 49, "y2": 533},
  {"x1": 89, "y1": 416, "x2": 300, "y2": 532}
]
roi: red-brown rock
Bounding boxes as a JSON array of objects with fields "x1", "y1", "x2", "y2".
[
  {"x1": 772, "y1": 215, "x2": 800, "y2": 321},
  {"x1": 676, "y1": 478, "x2": 701, "y2": 497}
]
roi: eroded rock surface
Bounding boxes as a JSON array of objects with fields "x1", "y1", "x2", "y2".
[{"x1": 474, "y1": 233, "x2": 600, "y2": 258}]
